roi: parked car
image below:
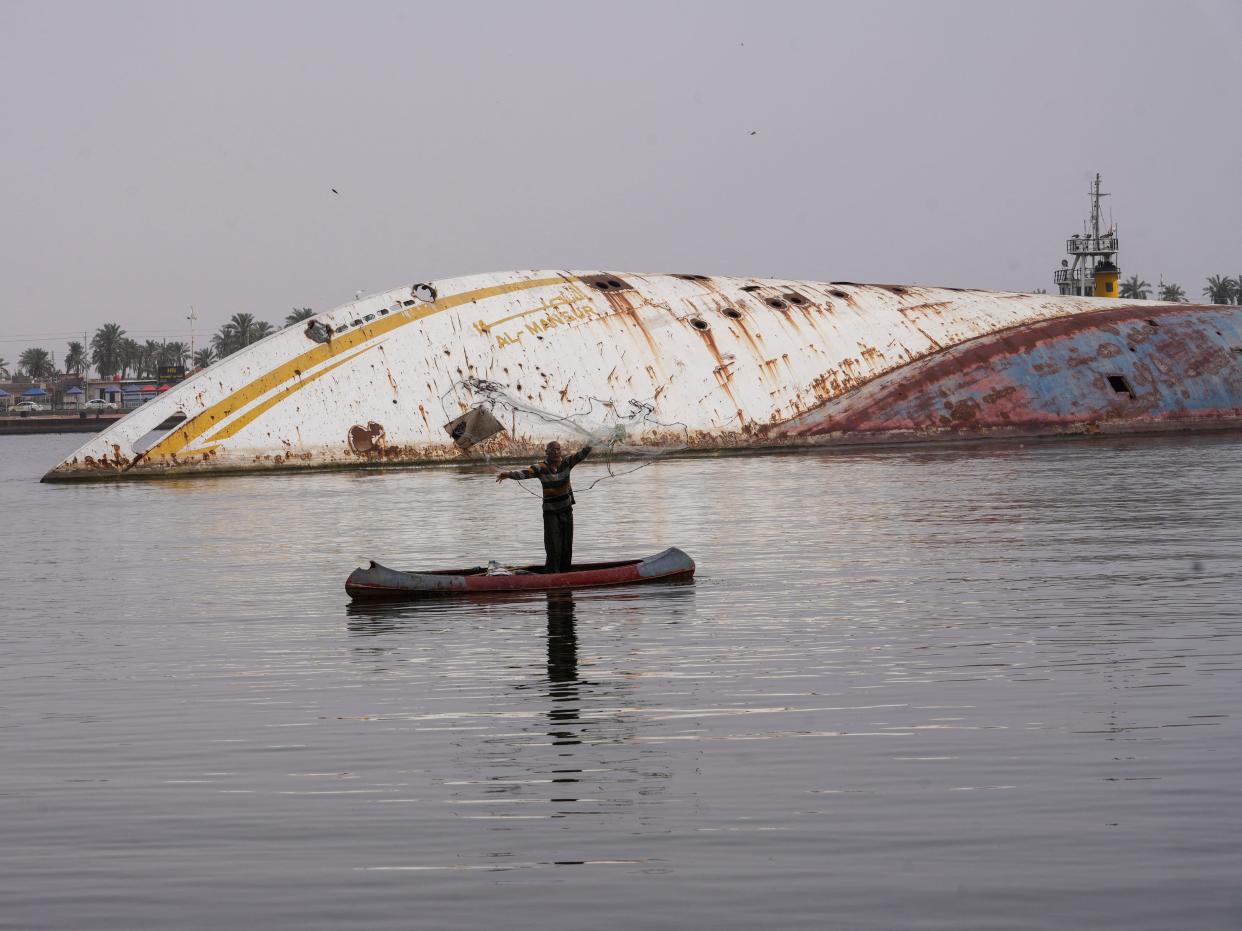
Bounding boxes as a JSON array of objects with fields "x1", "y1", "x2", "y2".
[
  {"x1": 83, "y1": 398, "x2": 118, "y2": 411},
  {"x1": 13, "y1": 400, "x2": 51, "y2": 414}
]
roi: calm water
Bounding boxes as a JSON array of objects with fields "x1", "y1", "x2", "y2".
[{"x1": 3, "y1": 433, "x2": 1241, "y2": 930}]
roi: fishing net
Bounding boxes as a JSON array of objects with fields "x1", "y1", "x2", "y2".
[{"x1": 439, "y1": 377, "x2": 690, "y2": 496}]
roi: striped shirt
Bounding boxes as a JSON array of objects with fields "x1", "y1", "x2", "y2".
[{"x1": 504, "y1": 446, "x2": 592, "y2": 512}]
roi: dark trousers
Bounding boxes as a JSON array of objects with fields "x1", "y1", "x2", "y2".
[{"x1": 543, "y1": 508, "x2": 574, "y2": 574}]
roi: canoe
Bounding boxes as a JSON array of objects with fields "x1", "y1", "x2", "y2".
[{"x1": 345, "y1": 547, "x2": 695, "y2": 600}]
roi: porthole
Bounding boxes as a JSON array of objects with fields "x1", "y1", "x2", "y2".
[
  {"x1": 689, "y1": 317, "x2": 710, "y2": 331},
  {"x1": 766, "y1": 297, "x2": 788, "y2": 310},
  {"x1": 784, "y1": 293, "x2": 807, "y2": 306},
  {"x1": 828, "y1": 289, "x2": 849, "y2": 299},
  {"x1": 740, "y1": 285, "x2": 762, "y2": 293},
  {"x1": 721, "y1": 307, "x2": 743, "y2": 319},
  {"x1": 581, "y1": 273, "x2": 634, "y2": 292}
]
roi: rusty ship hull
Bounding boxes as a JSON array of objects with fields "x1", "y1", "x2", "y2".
[{"x1": 42, "y1": 270, "x2": 1242, "y2": 482}]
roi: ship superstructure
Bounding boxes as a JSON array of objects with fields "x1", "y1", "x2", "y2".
[{"x1": 1055, "y1": 173, "x2": 1120, "y2": 298}]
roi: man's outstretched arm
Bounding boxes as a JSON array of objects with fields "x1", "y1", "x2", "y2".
[{"x1": 496, "y1": 464, "x2": 539, "y2": 483}]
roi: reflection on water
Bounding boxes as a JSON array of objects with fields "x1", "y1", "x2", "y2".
[
  {"x1": 545, "y1": 592, "x2": 579, "y2": 737},
  {"x1": 2, "y1": 432, "x2": 1242, "y2": 930}
]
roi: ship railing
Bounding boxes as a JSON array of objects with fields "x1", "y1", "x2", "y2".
[
  {"x1": 1066, "y1": 236, "x2": 1118, "y2": 255},
  {"x1": 1054, "y1": 268, "x2": 1097, "y2": 285}
]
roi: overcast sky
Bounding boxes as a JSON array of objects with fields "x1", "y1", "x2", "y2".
[{"x1": 1, "y1": 0, "x2": 1239, "y2": 357}]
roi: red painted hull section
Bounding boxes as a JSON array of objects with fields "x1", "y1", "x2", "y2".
[
  {"x1": 346, "y1": 547, "x2": 695, "y2": 600},
  {"x1": 783, "y1": 303, "x2": 1242, "y2": 443}
]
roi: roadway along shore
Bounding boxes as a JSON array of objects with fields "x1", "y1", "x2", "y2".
[{"x1": 0, "y1": 414, "x2": 124, "y2": 435}]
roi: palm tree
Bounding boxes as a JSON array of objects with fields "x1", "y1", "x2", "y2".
[
  {"x1": 1119, "y1": 275, "x2": 1151, "y2": 300},
  {"x1": 141, "y1": 340, "x2": 163, "y2": 378},
  {"x1": 64, "y1": 341, "x2": 87, "y2": 377},
  {"x1": 211, "y1": 322, "x2": 239, "y2": 358},
  {"x1": 212, "y1": 313, "x2": 274, "y2": 357},
  {"x1": 0, "y1": 357, "x2": 9, "y2": 379},
  {"x1": 119, "y1": 338, "x2": 141, "y2": 378},
  {"x1": 192, "y1": 347, "x2": 215, "y2": 370},
  {"x1": 19, "y1": 347, "x2": 56, "y2": 379},
  {"x1": 91, "y1": 323, "x2": 127, "y2": 378},
  {"x1": 1204, "y1": 275, "x2": 1236, "y2": 304},
  {"x1": 159, "y1": 341, "x2": 190, "y2": 368},
  {"x1": 285, "y1": 307, "x2": 316, "y2": 326},
  {"x1": 1158, "y1": 282, "x2": 1186, "y2": 303},
  {"x1": 230, "y1": 313, "x2": 259, "y2": 347}
]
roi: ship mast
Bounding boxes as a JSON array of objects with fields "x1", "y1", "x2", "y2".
[{"x1": 1089, "y1": 173, "x2": 1103, "y2": 242}]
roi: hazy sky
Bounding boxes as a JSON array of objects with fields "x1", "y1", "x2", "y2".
[{"x1": 1, "y1": 0, "x2": 1239, "y2": 357}]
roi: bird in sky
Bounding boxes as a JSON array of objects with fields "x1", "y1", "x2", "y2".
[
  {"x1": 331, "y1": 188, "x2": 339, "y2": 195},
  {"x1": 748, "y1": 131, "x2": 757, "y2": 136}
]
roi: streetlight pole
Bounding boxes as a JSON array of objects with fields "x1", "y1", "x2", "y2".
[{"x1": 187, "y1": 307, "x2": 198, "y2": 363}]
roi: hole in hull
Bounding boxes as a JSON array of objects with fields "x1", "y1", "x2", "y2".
[
  {"x1": 1106, "y1": 374, "x2": 1135, "y2": 397},
  {"x1": 132, "y1": 412, "x2": 189, "y2": 455}
]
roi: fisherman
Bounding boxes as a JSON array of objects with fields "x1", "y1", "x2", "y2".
[{"x1": 496, "y1": 441, "x2": 592, "y2": 573}]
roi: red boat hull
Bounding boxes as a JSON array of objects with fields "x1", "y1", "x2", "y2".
[{"x1": 345, "y1": 547, "x2": 695, "y2": 600}]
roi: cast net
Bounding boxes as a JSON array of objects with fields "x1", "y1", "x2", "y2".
[{"x1": 440, "y1": 377, "x2": 690, "y2": 496}]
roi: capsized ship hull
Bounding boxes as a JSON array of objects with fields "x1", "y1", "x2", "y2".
[{"x1": 43, "y1": 270, "x2": 1242, "y2": 482}]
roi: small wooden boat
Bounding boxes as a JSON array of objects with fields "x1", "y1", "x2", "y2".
[{"x1": 345, "y1": 547, "x2": 695, "y2": 600}]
